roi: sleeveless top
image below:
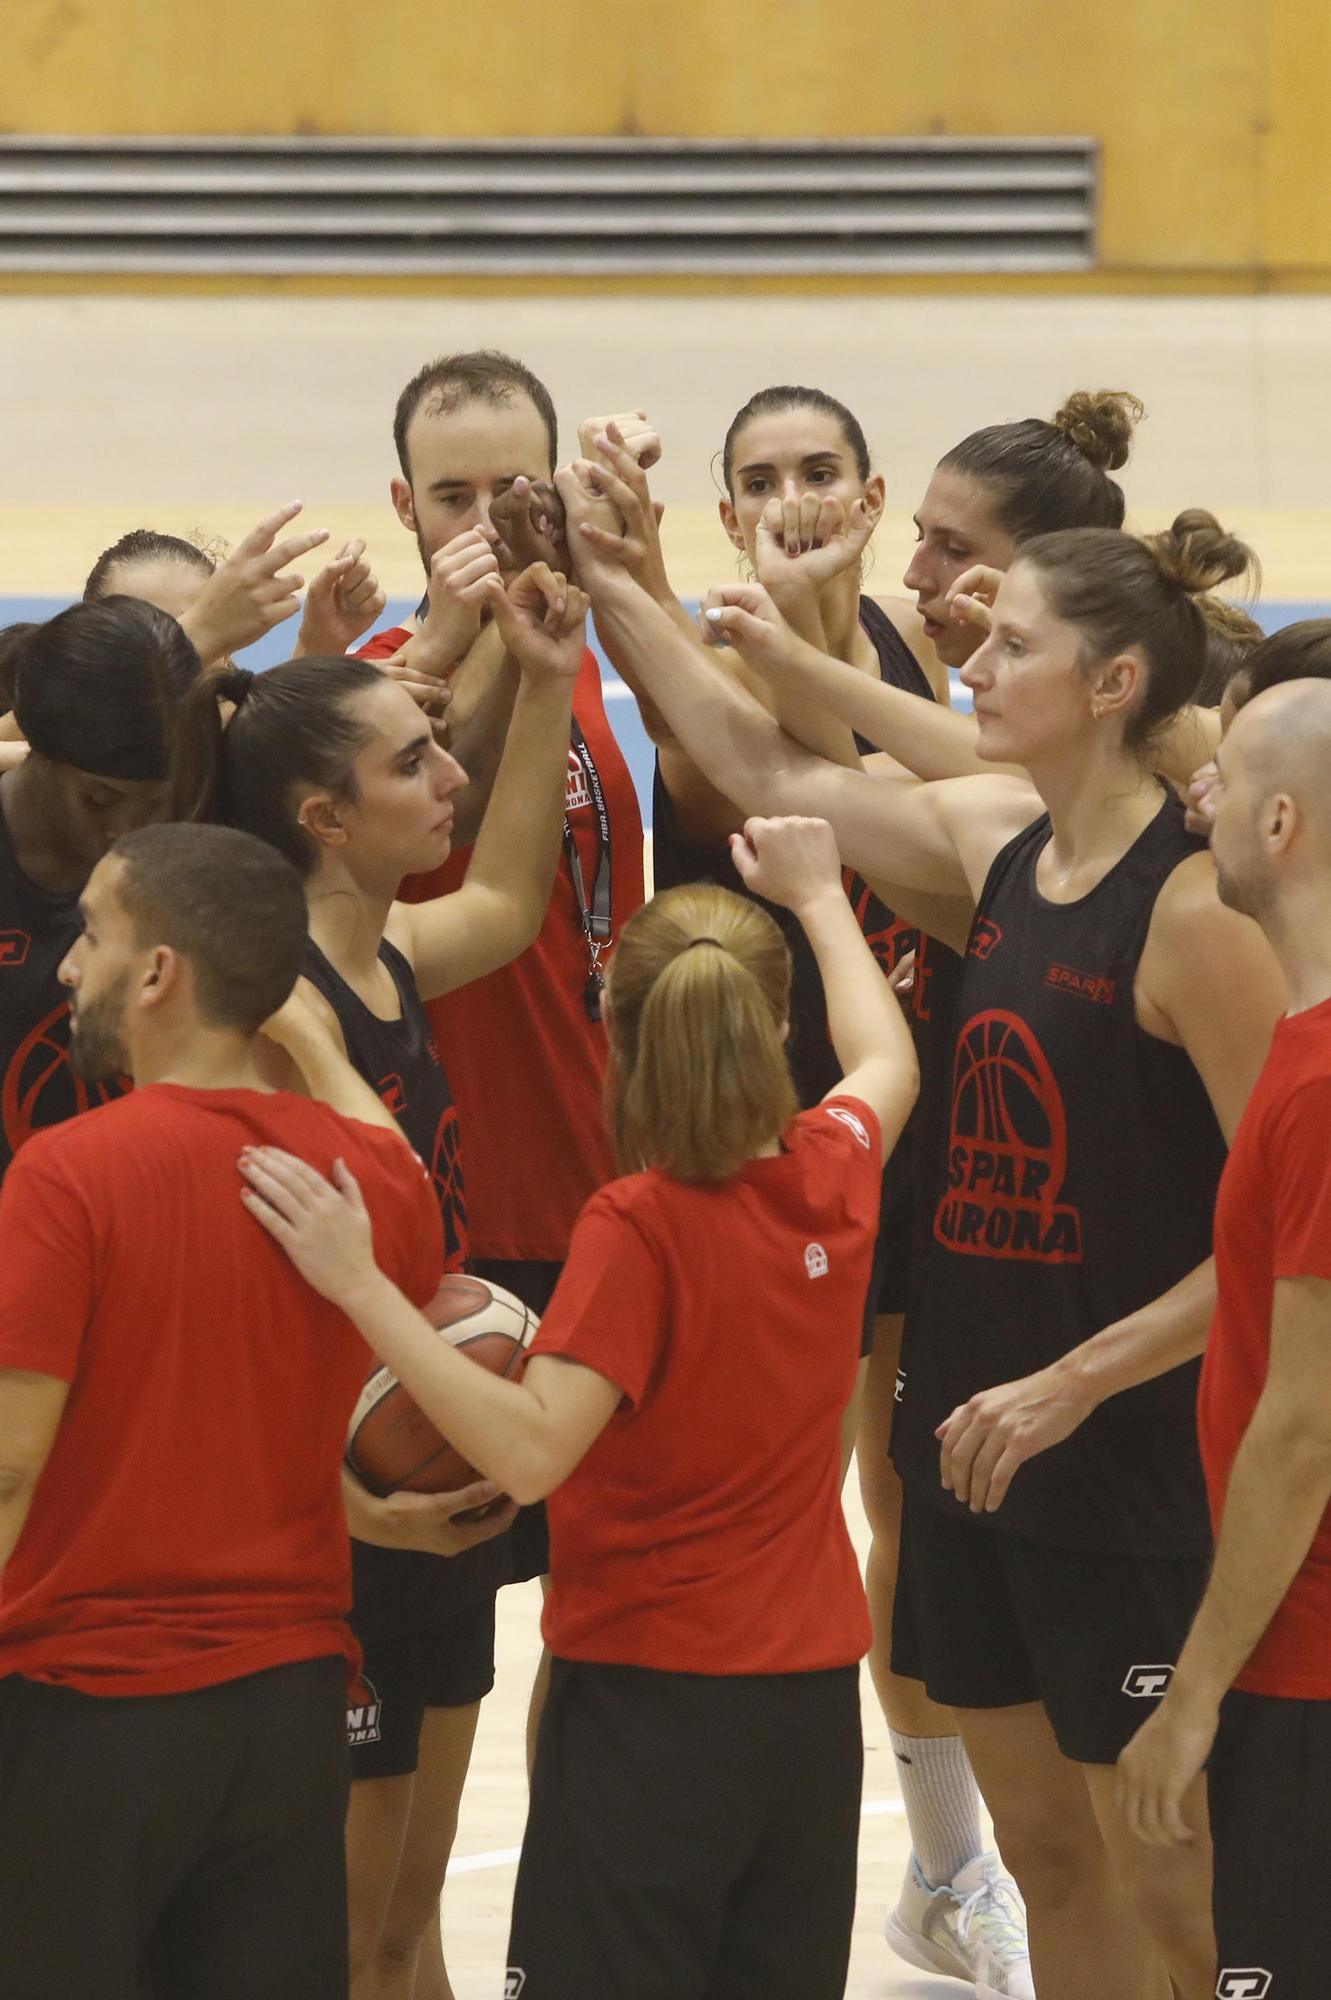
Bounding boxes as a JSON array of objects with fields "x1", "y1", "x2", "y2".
[
  {"x1": 302, "y1": 936, "x2": 507, "y2": 1634},
  {"x1": 651, "y1": 597, "x2": 931, "y2": 1108},
  {"x1": 891, "y1": 793, "x2": 1225, "y2": 1558},
  {"x1": 0, "y1": 795, "x2": 126, "y2": 1181}
]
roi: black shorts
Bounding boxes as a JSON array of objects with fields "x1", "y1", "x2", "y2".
[
  {"x1": 861, "y1": 1157, "x2": 913, "y2": 1345},
  {"x1": 1209, "y1": 1687, "x2": 1331, "y2": 1997},
  {"x1": 891, "y1": 1487, "x2": 1207, "y2": 1764},
  {"x1": 473, "y1": 1256, "x2": 565, "y2": 1586},
  {"x1": 507, "y1": 1657, "x2": 862, "y2": 2000},
  {"x1": 350, "y1": 1596, "x2": 497, "y2": 1780},
  {"x1": 0, "y1": 1656, "x2": 348, "y2": 2000}
]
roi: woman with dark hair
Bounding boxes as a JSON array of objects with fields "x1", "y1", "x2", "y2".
[
  {"x1": 84, "y1": 509, "x2": 388, "y2": 669},
  {"x1": 563, "y1": 481, "x2": 1284, "y2": 2000},
  {"x1": 173, "y1": 558, "x2": 587, "y2": 2000},
  {"x1": 0, "y1": 598, "x2": 200, "y2": 1178}
]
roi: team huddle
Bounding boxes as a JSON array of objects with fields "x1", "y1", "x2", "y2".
[{"x1": 0, "y1": 349, "x2": 1326, "y2": 2000}]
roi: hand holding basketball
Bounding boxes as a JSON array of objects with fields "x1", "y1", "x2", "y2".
[
  {"x1": 730, "y1": 814, "x2": 843, "y2": 912},
  {"x1": 239, "y1": 1146, "x2": 378, "y2": 1307},
  {"x1": 936, "y1": 1362, "x2": 1095, "y2": 1513},
  {"x1": 341, "y1": 1466, "x2": 519, "y2": 1556}
]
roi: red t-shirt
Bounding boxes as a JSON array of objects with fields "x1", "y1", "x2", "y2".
[
  {"x1": 530, "y1": 1097, "x2": 882, "y2": 1675},
  {"x1": 359, "y1": 631, "x2": 645, "y2": 1262},
  {"x1": 0, "y1": 1085, "x2": 442, "y2": 1697},
  {"x1": 1199, "y1": 997, "x2": 1331, "y2": 1698}
]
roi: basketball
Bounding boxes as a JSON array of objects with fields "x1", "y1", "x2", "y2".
[{"x1": 346, "y1": 1274, "x2": 538, "y2": 1496}]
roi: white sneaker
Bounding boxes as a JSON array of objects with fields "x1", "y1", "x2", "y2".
[{"x1": 885, "y1": 1851, "x2": 1034, "y2": 1999}]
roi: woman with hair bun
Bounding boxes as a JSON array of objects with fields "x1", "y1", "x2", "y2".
[
  {"x1": 0, "y1": 598, "x2": 200, "y2": 1178},
  {"x1": 239, "y1": 812, "x2": 920, "y2": 2000},
  {"x1": 565, "y1": 489, "x2": 1285, "y2": 2000}
]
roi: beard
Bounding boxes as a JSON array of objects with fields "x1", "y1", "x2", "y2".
[{"x1": 68, "y1": 970, "x2": 133, "y2": 1082}]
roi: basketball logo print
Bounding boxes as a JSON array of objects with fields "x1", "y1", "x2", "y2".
[
  {"x1": 429, "y1": 1103, "x2": 469, "y2": 1274},
  {"x1": 934, "y1": 1008, "x2": 1083, "y2": 1263},
  {"x1": 2, "y1": 999, "x2": 126, "y2": 1160}
]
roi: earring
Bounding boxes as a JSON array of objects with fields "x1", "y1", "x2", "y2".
[{"x1": 1092, "y1": 702, "x2": 1104, "y2": 720}]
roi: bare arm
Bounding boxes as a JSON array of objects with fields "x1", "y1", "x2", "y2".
[
  {"x1": 1118, "y1": 1274, "x2": 1331, "y2": 1844},
  {"x1": 258, "y1": 988, "x2": 401, "y2": 1134},
  {"x1": 394, "y1": 565, "x2": 583, "y2": 1004},
  {"x1": 0, "y1": 1369, "x2": 68, "y2": 1571},
  {"x1": 435, "y1": 633, "x2": 522, "y2": 848}
]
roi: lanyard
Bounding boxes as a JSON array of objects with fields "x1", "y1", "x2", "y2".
[{"x1": 565, "y1": 718, "x2": 613, "y2": 1021}]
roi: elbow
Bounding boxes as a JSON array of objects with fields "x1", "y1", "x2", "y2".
[
  {"x1": 0, "y1": 1463, "x2": 31, "y2": 1505},
  {"x1": 495, "y1": 1444, "x2": 562, "y2": 1507}
]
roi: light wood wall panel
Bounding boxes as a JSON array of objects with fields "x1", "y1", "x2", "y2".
[{"x1": 0, "y1": 0, "x2": 1323, "y2": 276}]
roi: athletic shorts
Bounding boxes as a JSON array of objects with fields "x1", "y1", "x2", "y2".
[
  {"x1": 0, "y1": 1657, "x2": 348, "y2": 2000},
  {"x1": 507, "y1": 1657, "x2": 862, "y2": 2000},
  {"x1": 1209, "y1": 1687, "x2": 1331, "y2": 1997},
  {"x1": 349, "y1": 1596, "x2": 496, "y2": 1780},
  {"x1": 891, "y1": 1488, "x2": 1207, "y2": 1765},
  {"x1": 862, "y1": 1167, "x2": 912, "y2": 1349},
  {"x1": 472, "y1": 1256, "x2": 564, "y2": 1586}
]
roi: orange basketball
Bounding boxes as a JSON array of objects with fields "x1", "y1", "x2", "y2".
[{"x1": 346, "y1": 1274, "x2": 538, "y2": 1497}]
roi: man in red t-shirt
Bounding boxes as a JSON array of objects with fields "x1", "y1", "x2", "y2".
[
  {"x1": 360, "y1": 348, "x2": 644, "y2": 1609},
  {"x1": 1117, "y1": 678, "x2": 1331, "y2": 1996},
  {"x1": 0, "y1": 823, "x2": 441, "y2": 2000}
]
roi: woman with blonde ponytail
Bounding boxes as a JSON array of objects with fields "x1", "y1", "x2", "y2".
[
  {"x1": 237, "y1": 812, "x2": 919, "y2": 2000},
  {"x1": 563, "y1": 484, "x2": 1289, "y2": 2000}
]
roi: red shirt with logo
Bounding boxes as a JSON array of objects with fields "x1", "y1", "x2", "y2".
[
  {"x1": 358, "y1": 632, "x2": 644, "y2": 1261},
  {"x1": 530, "y1": 1098, "x2": 881, "y2": 1674},
  {"x1": 1199, "y1": 998, "x2": 1331, "y2": 1698},
  {"x1": 0, "y1": 1085, "x2": 442, "y2": 1697}
]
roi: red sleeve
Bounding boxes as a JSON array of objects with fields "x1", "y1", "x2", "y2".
[
  {"x1": 0, "y1": 1150, "x2": 96, "y2": 1382},
  {"x1": 1272, "y1": 1078, "x2": 1331, "y2": 1282},
  {"x1": 528, "y1": 1193, "x2": 666, "y2": 1407},
  {"x1": 353, "y1": 626, "x2": 412, "y2": 663}
]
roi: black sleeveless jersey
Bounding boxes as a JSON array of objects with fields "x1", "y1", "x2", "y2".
[
  {"x1": 0, "y1": 795, "x2": 126, "y2": 1181},
  {"x1": 652, "y1": 597, "x2": 931, "y2": 1107},
  {"x1": 302, "y1": 936, "x2": 506, "y2": 1634},
  {"x1": 302, "y1": 937, "x2": 467, "y2": 1273},
  {"x1": 892, "y1": 793, "x2": 1224, "y2": 1558}
]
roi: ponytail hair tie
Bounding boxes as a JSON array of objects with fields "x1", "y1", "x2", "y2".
[{"x1": 682, "y1": 936, "x2": 724, "y2": 952}]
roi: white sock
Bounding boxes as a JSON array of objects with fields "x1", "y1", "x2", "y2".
[{"x1": 889, "y1": 1728, "x2": 984, "y2": 1889}]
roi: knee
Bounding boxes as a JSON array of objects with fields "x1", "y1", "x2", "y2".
[
  {"x1": 991, "y1": 1813, "x2": 1105, "y2": 1914},
  {"x1": 1122, "y1": 1850, "x2": 1213, "y2": 1962}
]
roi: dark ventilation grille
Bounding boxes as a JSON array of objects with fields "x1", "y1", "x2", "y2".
[{"x1": 0, "y1": 137, "x2": 1098, "y2": 276}]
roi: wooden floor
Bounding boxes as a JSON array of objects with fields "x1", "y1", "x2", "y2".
[{"x1": 5, "y1": 285, "x2": 1330, "y2": 1995}]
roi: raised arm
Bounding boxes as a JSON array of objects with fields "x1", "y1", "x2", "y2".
[
  {"x1": 180, "y1": 503, "x2": 331, "y2": 668},
  {"x1": 730, "y1": 816, "x2": 919, "y2": 1149},
  {"x1": 393, "y1": 562, "x2": 583, "y2": 1003}
]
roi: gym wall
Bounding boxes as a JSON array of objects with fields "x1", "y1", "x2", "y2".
[{"x1": 3, "y1": 0, "x2": 1328, "y2": 279}]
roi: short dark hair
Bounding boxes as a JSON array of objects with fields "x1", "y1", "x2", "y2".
[
  {"x1": 0, "y1": 598, "x2": 201, "y2": 781},
  {"x1": 112, "y1": 822, "x2": 308, "y2": 1036},
  {"x1": 84, "y1": 529, "x2": 215, "y2": 603},
  {"x1": 721, "y1": 384, "x2": 871, "y2": 495},
  {"x1": 393, "y1": 349, "x2": 558, "y2": 481}
]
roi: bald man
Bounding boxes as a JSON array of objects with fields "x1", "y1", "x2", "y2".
[{"x1": 1118, "y1": 677, "x2": 1331, "y2": 1998}]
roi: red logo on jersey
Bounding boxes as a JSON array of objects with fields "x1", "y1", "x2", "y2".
[
  {"x1": 2, "y1": 999, "x2": 124, "y2": 1158},
  {"x1": 429, "y1": 1103, "x2": 468, "y2": 1272},
  {"x1": 968, "y1": 919, "x2": 1003, "y2": 961},
  {"x1": 0, "y1": 930, "x2": 31, "y2": 968},
  {"x1": 377, "y1": 1073, "x2": 406, "y2": 1118},
  {"x1": 1045, "y1": 963, "x2": 1115, "y2": 1006},
  {"x1": 934, "y1": 1009, "x2": 1083, "y2": 1263},
  {"x1": 843, "y1": 871, "x2": 914, "y2": 978},
  {"x1": 565, "y1": 748, "x2": 591, "y2": 813},
  {"x1": 912, "y1": 932, "x2": 937, "y2": 1024}
]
